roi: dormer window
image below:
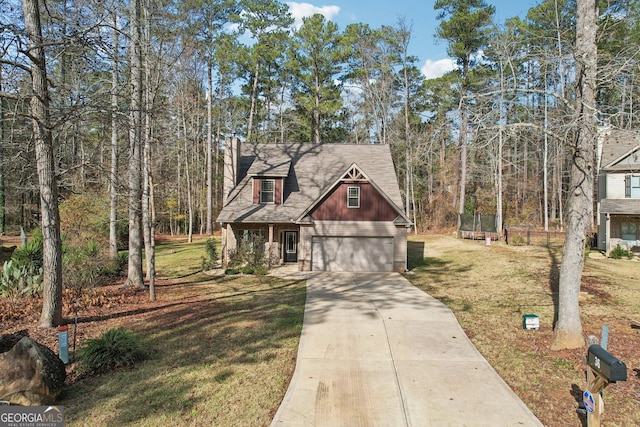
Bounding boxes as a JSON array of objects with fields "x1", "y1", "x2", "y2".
[
  {"x1": 347, "y1": 186, "x2": 360, "y2": 208},
  {"x1": 260, "y1": 179, "x2": 275, "y2": 203}
]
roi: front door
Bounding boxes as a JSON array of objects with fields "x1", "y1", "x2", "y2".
[{"x1": 284, "y1": 231, "x2": 298, "y2": 263}]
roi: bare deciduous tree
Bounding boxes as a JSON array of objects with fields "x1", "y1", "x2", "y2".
[{"x1": 551, "y1": 0, "x2": 598, "y2": 350}]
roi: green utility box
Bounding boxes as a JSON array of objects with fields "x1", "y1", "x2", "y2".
[{"x1": 522, "y1": 314, "x2": 539, "y2": 330}]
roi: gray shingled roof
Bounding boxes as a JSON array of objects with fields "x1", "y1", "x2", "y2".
[
  {"x1": 601, "y1": 199, "x2": 640, "y2": 215},
  {"x1": 217, "y1": 142, "x2": 406, "y2": 224},
  {"x1": 599, "y1": 129, "x2": 640, "y2": 171},
  {"x1": 246, "y1": 152, "x2": 291, "y2": 177}
]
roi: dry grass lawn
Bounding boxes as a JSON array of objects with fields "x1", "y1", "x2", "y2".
[{"x1": 405, "y1": 234, "x2": 640, "y2": 427}]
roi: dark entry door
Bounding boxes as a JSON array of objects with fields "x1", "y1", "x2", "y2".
[{"x1": 284, "y1": 231, "x2": 298, "y2": 263}]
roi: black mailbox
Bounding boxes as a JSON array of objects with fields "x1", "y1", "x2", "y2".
[{"x1": 587, "y1": 344, "x2": 627, "y2": 383}]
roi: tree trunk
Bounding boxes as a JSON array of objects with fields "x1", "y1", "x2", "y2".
[
  {"x1": 22, "y1": 0, "x2": 63, "y2": 327},
  {"x1": 216, "y1": 73, "x2": 224, "y2": 208},
  {"x1": 206, "y1": 64, "x2": 213, "y2": 234},
  {"x1": 181, "y1": 99, "x2": 193, "y2": 244},
  {"x1": 620, "y1": 74, "x2": 626, "y2": 128},
  {"x1": 543, "y1": 75, "x2": 549, "y2": 232},
  {"x1": 314, "y1": 74, "x2": 321, "y2": 144},
  {"x1": 551, "y1": 0, "x2": 597, "y2": 350},
  {"x1": 457, "y1": 101, "x2": 468, "y2": 218},
  {"x1": 495, "y1": 60, "x2": 507, "y2": 236},
  {"x1": 125, "y1": 0, "x2": 145, "y2": 289},
  {"x1": 401, "y1": 49, "x2": 414, "y2": 232},
  {"x1": 0, "y1": 68, "x2": 5, "y2": 236},
  {"x1": 142, "y1": 2, "x2": 153, "y2": 283},
  {"x1": 279, "y1": 84, "x2": 285, "y2": 143},
  {"x1": 144, "y1": 122, "x2": 156, "y2": 301},
  {"x1": 247, "y1": 63, "x2": 259, "y2": 142},
  {"x1": 109, "y1": 14, "x2": 119, "y2": 260}
]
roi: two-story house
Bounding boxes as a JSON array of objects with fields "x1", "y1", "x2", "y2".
[
  {"x1": 216, "y1": 140, "x2": 411, "y2": 272},
  {"x1": 596, "y1": 128, "x2": 640, "y2": 255}
]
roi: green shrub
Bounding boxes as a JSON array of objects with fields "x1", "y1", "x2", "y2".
[
  {"x1": 240, "y1": 266, "x2": 254, "y2": 275},
  {"x1": 95, "y1": 251, "x2": 128, "y2": 278},
  {"x1": 0, "y1": 260, "x2": 43, "y2": 300},
  {"x1": 78, "y1": 327, "x2": 147, "y2": 375},
  {"x1": 227, "y1": 237, "x2": 268, "y2": 269},
  {"x1": 245, "y1": 238, "x2": 267, "y2": 269},
  {"x1": 11, "y1": 229, "x2": 43, "y2": 271},
  {"x1": 510, "y1": 235, "x2": 526, "y2": 246},
  {"x1": 227, "y1": 249, "x2": 244, "y2": 268},
  {"x1": 610, "y1": 245, "x2": 633, "y2": 260},
  {"x1": 85, "y1": 240, "x2": 100, "y2": 258},
  {"x1": 254, "y1": 267, "x2": 268, "y2": 276},
  {"x1": 115, "y1": 251, "x2": 128, "y2": 274},
  {"x1": 64, "y1": 241, "x2": 129, "y2": 300},
  {"x1": 225, "y1": 268, "x2": 240, "y2": 275},
  {"x1": 115, "y1": 221, "x2": 129, "y2": 251},
  {"x1": 62, "y1": 239, "x2": 118, "y2": 296},
  {"x1": 201, "y1": 238, "x2": 218, "y2": 271}
]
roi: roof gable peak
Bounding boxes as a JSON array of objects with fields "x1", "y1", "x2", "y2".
[
  {"x1": 341, "y1": 164, "x2": 367, "y2": 181},
  {"x1": 294, "y1": 162, "x2": 410, "y2": 225}
]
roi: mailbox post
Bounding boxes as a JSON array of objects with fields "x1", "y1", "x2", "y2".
[{"x1": 585, "y1": 344, "x2": 627, "y2": 427}]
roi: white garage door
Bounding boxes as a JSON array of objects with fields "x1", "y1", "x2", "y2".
[{"x1": 311, "y1": 237, "x2": 394, "y2": 272}]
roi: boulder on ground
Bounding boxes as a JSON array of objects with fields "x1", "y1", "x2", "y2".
[
  {"x1": 0, "y1": 330, "x2": 29, "y2": 353},
  {"x1": 0, "y1": 336, "x2": 66, "y2": 405}
]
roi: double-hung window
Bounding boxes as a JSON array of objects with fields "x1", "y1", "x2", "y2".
[
  {"x1": 241, "y1": 230, "x2": 266, "y2": 252},
  {"x1": 347, "y1": 186, "x2": 360, "y2": 208},
  {"x1": 625, "y1": 175, "x2": 640, "y2": 198},
  {"x1": 621, "y1": 222, "x2": 638, "y2": 241},
  {"x1": 260, "y1": 179, "x2": 275, "y2": 203}
]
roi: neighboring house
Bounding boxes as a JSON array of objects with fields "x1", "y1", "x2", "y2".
[
  {"x1": 596, "y1": 128, "x2": 640, "y2": 255},
  {"x1": 216, "y1": 140, "x2": 411, "y2": 272}
]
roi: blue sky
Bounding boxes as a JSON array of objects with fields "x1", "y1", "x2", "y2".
[{"x1": 285, "y1": 1, "x2": 540, "y2": 79}]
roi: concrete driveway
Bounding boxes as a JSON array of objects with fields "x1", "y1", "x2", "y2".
[{"x1": 271, "y1": 272, "x2": 543, "y2": 427}]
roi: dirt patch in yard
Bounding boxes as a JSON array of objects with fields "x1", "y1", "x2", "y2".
[{"x1": 1, "y1": 278, "x2": 182, "y2": 366}]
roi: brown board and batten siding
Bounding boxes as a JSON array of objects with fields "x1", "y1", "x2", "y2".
[{"x1": 311, "y1": 183, "x2": 397, "y2": 221}]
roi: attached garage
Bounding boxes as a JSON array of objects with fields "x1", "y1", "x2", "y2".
[{"x1": 311, "y1": 236, "x2": 394, "y2": 272}]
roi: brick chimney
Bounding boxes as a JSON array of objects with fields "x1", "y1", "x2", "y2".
[{"x1": 223, "y1": 137, "x2": 240, "y2": 204}]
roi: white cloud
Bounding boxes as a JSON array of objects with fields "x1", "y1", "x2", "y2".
[
  {"x1": 286, "y1": 2, "x2": 341, "y2": 29},
  {"x1": 421, "y1": 58, "x2": 457, "y2": 80},
  {"x1": 226, "y1": 22, "x2": 240, "y2": 33}
]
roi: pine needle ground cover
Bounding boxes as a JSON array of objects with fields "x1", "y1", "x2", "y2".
[
  {"x1": 59, "y1": 236, "x2": 305, "y2": 426},
  {"x1": 405, "y1": 235, "x2": 640, "y2": 427}
]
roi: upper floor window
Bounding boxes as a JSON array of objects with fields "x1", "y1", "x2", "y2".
[
  {"x1": 260, "y1": 179, "x2": 275, "y2": 203},
  {"x1": 625, "y1": 175, "x2": 640, "y2": 198},
  {"x1": 347, "y1": 186, "x2": 360, "y2": 208}
]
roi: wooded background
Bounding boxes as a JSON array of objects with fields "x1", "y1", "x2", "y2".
[{"x1": 0, "y1": 0, "x2": 637, "y2": 238}]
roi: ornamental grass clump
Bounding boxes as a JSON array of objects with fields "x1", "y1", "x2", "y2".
[
  {"x1": 510, "y1": 235, "x2": 526, "y2": 246},
  {"x1": 78, "y1": 327, "x2": 147, "y2": 375}
]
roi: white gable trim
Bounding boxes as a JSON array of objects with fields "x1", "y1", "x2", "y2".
[{"x1": 602, "y1": 145, "x2": 640, "y2": 170}]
